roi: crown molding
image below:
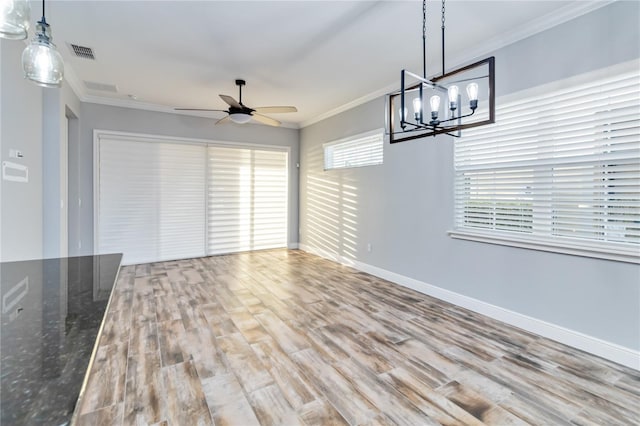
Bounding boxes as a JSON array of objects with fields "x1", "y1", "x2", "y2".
[
  {"x1": 63, "y1": 0, "x2": 613, "y2": 132},
  {"x1": 64, "y1": 72, "x2": 299, "y2": 129},
  {"x1": 299, "y1": 0, "x2": 615, "y2": 129}
]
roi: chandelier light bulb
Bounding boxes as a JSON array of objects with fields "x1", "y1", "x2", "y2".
[
  {"x1": 448, "y1": 85, "x2": 459, "y2": 110},
  {"x1": 413, "y1": 97, "x2": 422, "y2": 121},
  {"x1": 430, "y1": 93, "x2": 441, "y2": 110},
  {"x1": 0, "y1": 0, "x2": 30, "y2": 40},
  {"x1": 412, "y1": 97, "x2": 422, "y2": 114},
  {"x1": 430, "y1": 95, "x2": 441, "y2": 121},
  {"x1": 467, "y1": 82, "x2": 479, "y2": 110}
]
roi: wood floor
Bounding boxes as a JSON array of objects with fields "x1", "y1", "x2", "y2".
[{"x1": 74, "y1": 249, "x2": 640, "y2": 425}]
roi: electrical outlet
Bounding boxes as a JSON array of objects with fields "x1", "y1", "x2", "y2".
[{"x1": 367, "y1": 243, "x2": 372, "y2": 252}]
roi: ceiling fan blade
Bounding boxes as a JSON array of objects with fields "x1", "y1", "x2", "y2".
[
  {"x1": 252, "y1": 113, "x2": 281, "y2": 127},
  {"x1": 215, "y1": 115, "x2": 231, "y2": 125},
  {"x1": 219, "y1": 94, "x2": 242, "y2": 109},
  {"x1": 174, "y1": 108, "x2": 227, "y2": 112},
  {"x1": 253, "y1": 106, "x2": 298, "y2": 114}
]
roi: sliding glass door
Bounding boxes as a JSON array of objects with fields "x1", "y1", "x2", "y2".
[
  {"x1": 96, "y1": 134, "x2": 288, "y2": 264},
  {"x1": 207, "y1": 146, "x2": 288, "y2": 255}
]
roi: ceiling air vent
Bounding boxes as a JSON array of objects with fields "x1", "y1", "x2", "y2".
[
  {"x1": 70, "y1": 44, "x2": 95, "y2": 60},
  {"x1": 84, "y1": 81, "x2": 118, "y2": 93}
]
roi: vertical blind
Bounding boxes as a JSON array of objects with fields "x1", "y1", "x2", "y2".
[
  {"x1": 97, "y1": 137, "x2": 288, "y2": 264},
  {"x1": 207, "y1": 146, "x2": 288, "y2": 255},
  {"x1": 454, "y1": 67, "x2": 640, "y2": 255}
]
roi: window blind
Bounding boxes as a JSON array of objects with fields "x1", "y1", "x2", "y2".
[
  {"x1": 207, "y1": 146, "x2": 288, "y2": 255},
  {"x1": 324, "y1": 129, "x2": 384, "y2": 170},
  {"x1": 454, "y1": 69, "x2": 640, "y2": 256},
  {"x1": 97, "y1": 138, "x2": 207, "y2": 264}
]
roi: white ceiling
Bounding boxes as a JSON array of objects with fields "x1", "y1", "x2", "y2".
[{"x1": 38, "y1": 0, "x2": 608, "y2": 127}]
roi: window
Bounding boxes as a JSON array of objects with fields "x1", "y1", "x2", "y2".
[
  {"x1": 324, "y1": 129, "x2": 384, "y2": 170},
  {"x1": 451, "y1": 64, "x2": 640, "y2": 263},
  {"x1": 96, "y1": 133, "x2": 289, "y2": 264}
]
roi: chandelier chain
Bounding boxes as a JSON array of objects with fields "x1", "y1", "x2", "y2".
[
  {"x1": 423, "y1": 0, "x2": 427, "y2": 39},
  {"x1": 422, "y1": 0, "x2": 427, "y2": 79},
  {"x1": 441, "y1": 0, "x2": 446, "y2": 75}
]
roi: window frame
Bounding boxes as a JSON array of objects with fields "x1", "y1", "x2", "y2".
[{"x1": 323, "y1": 128, "x2": 384, "y2": 170}]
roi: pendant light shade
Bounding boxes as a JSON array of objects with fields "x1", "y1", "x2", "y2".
[
  {"x1": 0, "y1": 0, "x2": 30, "y2": 40},
  {"x1": 22, "y1": 18, "x2": 64, "y2": 88}
]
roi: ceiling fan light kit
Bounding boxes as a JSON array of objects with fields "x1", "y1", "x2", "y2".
[
  {"x1": 0, "y1": 0, "x2": 30, "y2": 40},
  {"x1": 387, "y1": 0, "x2": 495, "y2": 143},
  {"x1": 176, "y1": 79, "x2": 297, "y2": 127},
  {"x1": 229, "y1": 112, "x2": 252, "y2": 124}
]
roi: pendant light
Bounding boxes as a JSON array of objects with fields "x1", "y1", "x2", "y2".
[
  {"x1": 21, "y1": 0, "x2": 64, "y2": 88},
  {"x1": 0, "y1": 0, "x2": 30, "y2": 39}
]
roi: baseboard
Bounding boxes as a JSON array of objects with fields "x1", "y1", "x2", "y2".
[
  {"x1": 298, "y1": 244, "x2": 640, "y2": 371},
  {"x1": 287, "y1": 242, "x2": 300, "y2": 250}
]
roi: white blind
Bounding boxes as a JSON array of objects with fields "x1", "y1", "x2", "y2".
[
  {"x1": 324, "y1": 129, "x2": 384, "y2": 170},
  {"x1": 97, "y1": 138, "x2": 206, "y2": 264},
  {"x1": 207, "y1": 146, "x2": 288, "y2": 255},
  {"x1": 454, "y1": 69, "x2": 640, "y2": 252}
]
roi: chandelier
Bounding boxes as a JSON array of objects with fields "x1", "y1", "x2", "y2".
[{"x1": 387, "y1": 0, "x2": 495, "y2": 143}]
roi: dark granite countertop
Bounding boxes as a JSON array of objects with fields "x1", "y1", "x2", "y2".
[{"x1": 0, "y1": 254, "x2": 122, "y2": 426}]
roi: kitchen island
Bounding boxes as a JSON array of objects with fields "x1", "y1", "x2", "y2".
[{"x1": 0, "y1": 254, "x2": 122, "y2": 425}]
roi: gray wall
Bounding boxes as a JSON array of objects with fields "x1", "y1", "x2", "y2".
[
  {"x1": 71, "y1": 103, "x2": 300, "y2": 257},
  {"x1": 1, "y1": 39, "x2": 44, "y2": 262},
  {"x1": 299, "y1": 2, "x2": 640, "y2": 351},
  {"x1": 43, "y1": 82, "x2": 81, "y2": 259}
]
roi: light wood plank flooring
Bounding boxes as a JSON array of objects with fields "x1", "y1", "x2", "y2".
[{"x1": 75, "y1": 249, "x2": 640, "y2": 425}]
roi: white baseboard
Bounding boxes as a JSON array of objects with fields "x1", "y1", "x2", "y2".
[
  {"x1": 288, "y1": 242, "x2": 300, "y2": 250},
  {"x1": 298, "y1": 244, "x2": 640, "y2": 371}
]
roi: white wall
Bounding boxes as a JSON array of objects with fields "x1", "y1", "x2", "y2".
[
  {"x1": 70, "y1": 103, "x2": 300, "y2": 257},
  {"x1": 1, "y1": 39, "x2": 44, "y2": 261},
  {"x1": 299, "y1": 2, "x2": 640, "y2": 358}
]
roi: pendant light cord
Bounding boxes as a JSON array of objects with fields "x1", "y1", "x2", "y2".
[
  {"x1": 40, "y1": 0, "x2": 47, "y2": 24},
  {"x1": 441, "y1": 0, "x2": 445, "y2": 76}
]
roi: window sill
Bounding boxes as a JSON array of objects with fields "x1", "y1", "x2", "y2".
[{"x1": 448, "y1": 229, "x2": 640, "y2": 264}]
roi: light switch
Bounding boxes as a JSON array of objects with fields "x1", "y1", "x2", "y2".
[{"x1": 9, "y1": 149, "x2": 23, "y2": 159}]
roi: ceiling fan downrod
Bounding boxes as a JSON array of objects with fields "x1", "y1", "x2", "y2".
[{"x1": 236, "y1": 79, "x2": 246, "y2": 105}]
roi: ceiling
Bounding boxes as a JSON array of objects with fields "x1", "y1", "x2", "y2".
[{"x1": 38, "y1": 1, "x2": 607, "y2": 127}]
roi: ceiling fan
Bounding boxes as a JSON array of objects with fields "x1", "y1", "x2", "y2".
[{"x1": 175, "y1": 79, "x2": 297, "y2": 127}]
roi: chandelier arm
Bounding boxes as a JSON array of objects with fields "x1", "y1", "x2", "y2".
[{"x1": 436, "y1": 108, "x2": 477, "y2": 125}]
